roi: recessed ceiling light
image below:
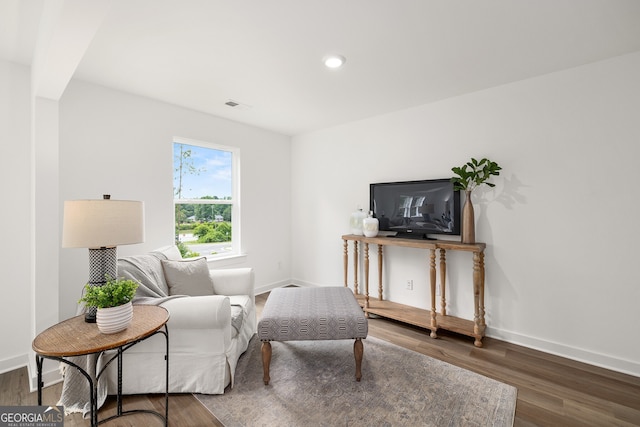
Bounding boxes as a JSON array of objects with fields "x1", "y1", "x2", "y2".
[{"x1": 323, "y1": 54, "x2": 346, "y2": 69}]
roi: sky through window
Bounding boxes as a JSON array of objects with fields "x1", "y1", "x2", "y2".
[{"x1": 173, "y1": 143, "x2": 232, "y2": 199}]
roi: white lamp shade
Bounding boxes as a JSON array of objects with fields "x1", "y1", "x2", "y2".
[{"x1": 62, "y1": 199, "x2": 145, "y2": 248}]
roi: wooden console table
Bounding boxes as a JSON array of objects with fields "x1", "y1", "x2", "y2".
[{"x1": 342, "y1": 234, "x2": 486, "y2": 347}]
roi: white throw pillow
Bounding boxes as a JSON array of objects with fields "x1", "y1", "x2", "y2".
[{"x1": 162, "y1": 257, "x2": 215, "y2": 296}]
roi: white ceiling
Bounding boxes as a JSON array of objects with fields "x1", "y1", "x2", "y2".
[{"x1": 2, "y1": 0, "x2": 640, "y2": 136}]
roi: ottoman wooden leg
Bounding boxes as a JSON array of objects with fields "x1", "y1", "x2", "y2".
[
  {"x1": 354, "y1": 338, "x2": 363, "y2": 381},
  {"x1": 261, "y1": 341, "x2": 272, "y2": 385}
]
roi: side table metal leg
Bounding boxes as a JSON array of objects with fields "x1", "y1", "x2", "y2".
[
  {"x1": 164, "y1": 326, "x2": 169, "y2": 426},
  {"x1": 36, "y1": 356, "x2": 43, "y2": 405},
  {"x1": 90, "y1": 358, "x2": 97, "y2": 427},
  {"x1": 117, "y1": 348, "x2": 123, "y2": 416}
]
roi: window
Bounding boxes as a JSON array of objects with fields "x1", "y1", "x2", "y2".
[{"x1": 173, "y1": 138, "x2": 240, "y2": 259}]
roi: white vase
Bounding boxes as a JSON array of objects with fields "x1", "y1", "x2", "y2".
[
  {"x1": 363, "y1": 211, "x2": 379, "y2": 237},
  {"x1": 350, "y1": 208, "x2": 366, "y2": 235},
  {"x1": 96, "y1": 301, "x2": 133, "y2": 334}
]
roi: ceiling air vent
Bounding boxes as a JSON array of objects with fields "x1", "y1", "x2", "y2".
[{"x1": 225, "y1": 99, "x2": 251, "y2": 110}]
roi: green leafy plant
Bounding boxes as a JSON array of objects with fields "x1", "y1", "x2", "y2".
[
  {"x1": 79, "y1": 276, "x2": 139, "y2": 309},
  {"x1": 451, "y1": 157, "x2": 502, "y2": 192}
]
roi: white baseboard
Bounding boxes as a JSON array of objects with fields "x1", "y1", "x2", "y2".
[
  {"x1": 255, "y1": 279, "x2": 293, "y2": 295},
  {"x1": 0, "y1": 353, "x2": 28, "y2": 376},
  {"x1": 487, "y1": 327, "x2": 640, "y2": 378},
  {"x1": 1, "y1": 353, "x2": 62, "y2": 393}
]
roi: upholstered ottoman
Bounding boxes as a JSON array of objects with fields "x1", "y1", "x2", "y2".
[{"x1": 258, "y1": 287, "x2": 368, "y2": 385}]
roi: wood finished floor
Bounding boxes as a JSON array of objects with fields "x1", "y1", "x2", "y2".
[{"x1": 2, "y1": 291, "x2": 639, "y2": 426}]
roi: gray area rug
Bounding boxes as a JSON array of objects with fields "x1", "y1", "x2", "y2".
[{"x1": 196, "y1": 335, "x2": 517, "y2": 426}]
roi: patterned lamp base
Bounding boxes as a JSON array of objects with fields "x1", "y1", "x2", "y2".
[{"x1": 84, "y1": 246, "x2": 118, "y2": 322}]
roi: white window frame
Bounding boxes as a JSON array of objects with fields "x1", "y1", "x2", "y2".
[{"x1": 173, "y1": 136, "x2": 241, "y2": 260}]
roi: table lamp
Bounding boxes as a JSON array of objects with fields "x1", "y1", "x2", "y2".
[{"x1": 62, "y1": 195, "x2": 145, "y2": 322}]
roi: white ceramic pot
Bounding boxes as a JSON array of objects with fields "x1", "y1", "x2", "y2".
[
  {"x1": 96, "y1": 301, "x2": 133, "y2": 334},
  {"x1": 363, "y1": 211, "x2": 379, "y2": 237}
]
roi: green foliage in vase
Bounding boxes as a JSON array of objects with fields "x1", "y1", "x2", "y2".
[
  {"x1": 79, "y1": 276, "x2": 139, "y2": 308},
  {"x1": 451, "y1": 157, "x2": 502, "y2": 192}
]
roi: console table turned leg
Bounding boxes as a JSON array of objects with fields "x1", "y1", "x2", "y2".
[
  {"x1": 429, "y1": 249, "x2": 438, "y2": 338},
  {"x1": 472, "y1": 251, "x2": 486, "y2": 347},
  {"x1": 363, "y1": 243, "x2": 370, "y2": 312},
  {"x1": 353, "y1": 241, "x2": 359, "y2": 295},
  {"x1": 377, "y1": 245, "x2": 383, "y2": 300},
  {"x1": 478, "y1": 251, "x2": 486, "y2": 331},
  {"x1": 439, "y1": 248, "x2": 447, "y2": 316},
  {"x1": 354, "y1": 338, "x2": 363, "y2": 381},
  {"x1": 261, "y1": 341, "x2": 272, "y2": 385},
  {"x1": 343, "y1": 239, "x2": 348, "y2": 288}
]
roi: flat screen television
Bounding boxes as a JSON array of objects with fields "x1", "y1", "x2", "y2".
[{"x1": 370, "y1": 179, "x2": 461, "y2": 239}]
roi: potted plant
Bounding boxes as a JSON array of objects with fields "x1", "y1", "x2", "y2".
[
  {"x1": 451, "y1": 157, "x2": 501, "y2": 243},
  {"x1": 79, "y1": 276, "x2": 139, "y2": 334}
]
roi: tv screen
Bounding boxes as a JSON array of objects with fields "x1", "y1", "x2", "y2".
[{"x1": 370, "y1": 179, "x2": 461, "y2": 239}]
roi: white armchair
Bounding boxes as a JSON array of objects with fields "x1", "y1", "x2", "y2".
[{"x1": 102, "y1": 246, "x2": 256, "y2": 395}]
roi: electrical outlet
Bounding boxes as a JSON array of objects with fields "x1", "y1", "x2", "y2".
[
  {"x1": 406, "y1": 279, "x2": 413, "y2": 290},
  {"x1": 436, "y1": 282, "x2": 441, "y2": 296}
]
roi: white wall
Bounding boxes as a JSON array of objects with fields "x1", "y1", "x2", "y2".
[
  {"x1": 1, "y1": 60, "x2": 64, "y2": 387},
  {"x1": 0, "y1": 60, "x2": 33, "y2": 374},
  {"x1": 291, "y1": 51, "x2": 640, "y2": 376},
  {"x1": 58, "y1": 80, "x2": 292, "y2": 320},
  {"x1": 3, "y1": 49, "x2": 639, "y2": 383}
]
